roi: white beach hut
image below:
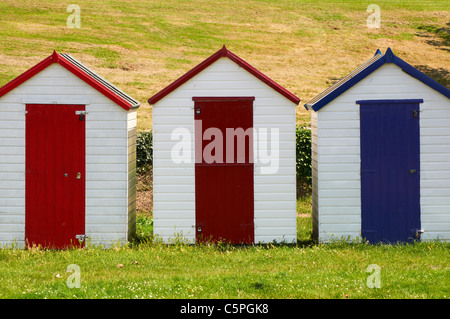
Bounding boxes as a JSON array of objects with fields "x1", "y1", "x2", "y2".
[
  {"x1": 0, "y1": 51, "x2": 139, "y2": 248},
  {"x1": 305, "y1": 48, "x2": 450, "y2": 243}
]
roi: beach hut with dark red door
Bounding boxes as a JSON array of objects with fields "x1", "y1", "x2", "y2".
[{"x1": 149, "y1": 46, "x2": 300, "y2": 244}]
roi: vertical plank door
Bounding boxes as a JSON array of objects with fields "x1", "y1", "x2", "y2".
[
  {"x1": 194, "y1": 97, "x2": 254, "y2": 244},
  {"x1": 359, "y1": 99, "x2": 422, "y2": 243},
  {"x1": 25, "y1": 104, "x2": 85, "y2": 249}
]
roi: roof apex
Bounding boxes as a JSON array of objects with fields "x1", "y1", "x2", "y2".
[
  {"x1": 51, "y1": 50, "x2": 59, "y2": 62},
  {"x1": 221, "y1": 44, "x2": 228, "y2": 56},
  {"x1": 384, "y1": 47, "x2": 395, "y2": 62}
]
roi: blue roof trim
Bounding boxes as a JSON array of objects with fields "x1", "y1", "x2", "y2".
[
  {"x1": 392, "y1": 55, "x2": 450, "y2": 100},
  {"x1": 356, "y1": 99, "x2": 424, "y2": 105},
  {"x1": 309, "y1": 57, "x2": 386, "y2": 112},
  {"x1": 306, "y1": 48, "x2": 450, "y2": 112}
]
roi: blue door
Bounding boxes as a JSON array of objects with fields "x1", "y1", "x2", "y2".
[{"x1": 359, "y1": 99, "x2": 422, "y2": 243}]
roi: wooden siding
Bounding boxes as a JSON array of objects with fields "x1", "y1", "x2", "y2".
[
  {"x1": 315, "y1": 64, "x2": 450, "y2": 242},
  {"x1": 311, "y1": 111, "x2": 319, "y2": 241},
  {"x1": 0, "y1": 64, "x2": 130, "y2": 247},
  {"x1": 152, "y1": 57, "x2": 297, "y2": 243},
  {"x1": 127, "y1": 110, "x2": 137, "y2": 242}
]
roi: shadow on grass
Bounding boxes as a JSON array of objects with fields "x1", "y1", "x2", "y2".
[
  {"x1": 416, "y1": 23, "x2": 450, "y2": 53},
  {"x1": 414, "y1": 64, "x2": 450, "y2": 89},
  {"x1": 130, "y1": 230, "x2": 317, "y2": 250}
]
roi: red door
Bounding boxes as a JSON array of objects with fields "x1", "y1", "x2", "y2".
[
  {"x1": 194, "y1": 97, "x2": 254, "y2": 244},
  {"x1": 25, "y1": 104, "x2": 85, "y2": 249}
]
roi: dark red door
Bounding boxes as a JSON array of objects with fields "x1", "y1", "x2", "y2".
[
  {"x1": 194, "y1": 97, "x2": 254, "y2": 244},
  {"x1": 25, "y1": 104, "x2": 85, "y2": 249}
]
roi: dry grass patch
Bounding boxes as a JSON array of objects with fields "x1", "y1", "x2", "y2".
[
  {"x1": 136, "y1": 169, "x2": 153, "y2": 213},
  {"x1": 0, "y1": 0, "x2": 448, "y2": 132}
]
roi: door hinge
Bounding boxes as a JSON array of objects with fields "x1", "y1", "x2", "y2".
[
  {"x1": 76, "y1": 234, "x2": 89, "y2": 243},
  {"x1": 413, "y1": 109, "x2": 418, "y2": 118},
  {"x1": 414, "y1": 229, "x2": 424, "y2": 239}
]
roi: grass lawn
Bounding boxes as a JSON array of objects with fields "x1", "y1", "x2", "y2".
[{"x1": 0, "y1": 195, "x2": 448, "y2": 299}]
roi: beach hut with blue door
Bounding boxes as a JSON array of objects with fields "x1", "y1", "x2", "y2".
[{"x1": 304, "y1": 48, "x2": 450, "y2": 243}]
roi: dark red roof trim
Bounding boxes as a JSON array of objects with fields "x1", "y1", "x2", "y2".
[
  {"x1": 0, "y1": 51, "x2": 139, "y2": 111},
  {"x1": 192, "y1": 96, "x2": 255, "y2": 102},
  {"x1": 148, "y1": 45, "x2": 300, "y2": 105}
]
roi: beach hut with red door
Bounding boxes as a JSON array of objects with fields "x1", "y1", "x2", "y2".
[{"x1": 0, "y1": 51, "x2": 139, "y2": 248}]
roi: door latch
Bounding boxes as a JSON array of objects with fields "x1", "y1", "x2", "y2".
[
  {"x1": 75, "y1": 110, "x2": 87, "y2": 121},
  {"x1": 197, "y1": 226, "x2": 202, "y2": 233},
  {"x1": 409, "y1": 169, "x2": 417, "y2": 174},
  {"x1": 413, "y1": 109, "x2": 418, "y2": 118},
  {"x1": 76, "y1": 172, "x2": 81, "y2": 179}
]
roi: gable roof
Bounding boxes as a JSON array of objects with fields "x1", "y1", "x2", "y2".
[
  {"x1": 148, "y1": 45, "x2": 300, "y2": 105},
  {"x1": 0, "y1": 51, "x2": 140, "y2": 110},
  {"x1": 305, "y1": 47, "x2": 450, "y2": 112}
]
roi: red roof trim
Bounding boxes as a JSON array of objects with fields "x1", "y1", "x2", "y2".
[
  {"x1": 0, "y1": 55, "x2": 53, "y2": 99},
  {"x1": 56, "y1": 54, "x2": 134, "y2": 110},
  {"x1": 0, "y1": 51, "x2": 136, "y2": 111},
  {"x1": 224, "y1": 49, "x2": 300, "y2": 105},
  {"x1": 148, "y1": 45, "x2": 300, "y2": 105}
]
